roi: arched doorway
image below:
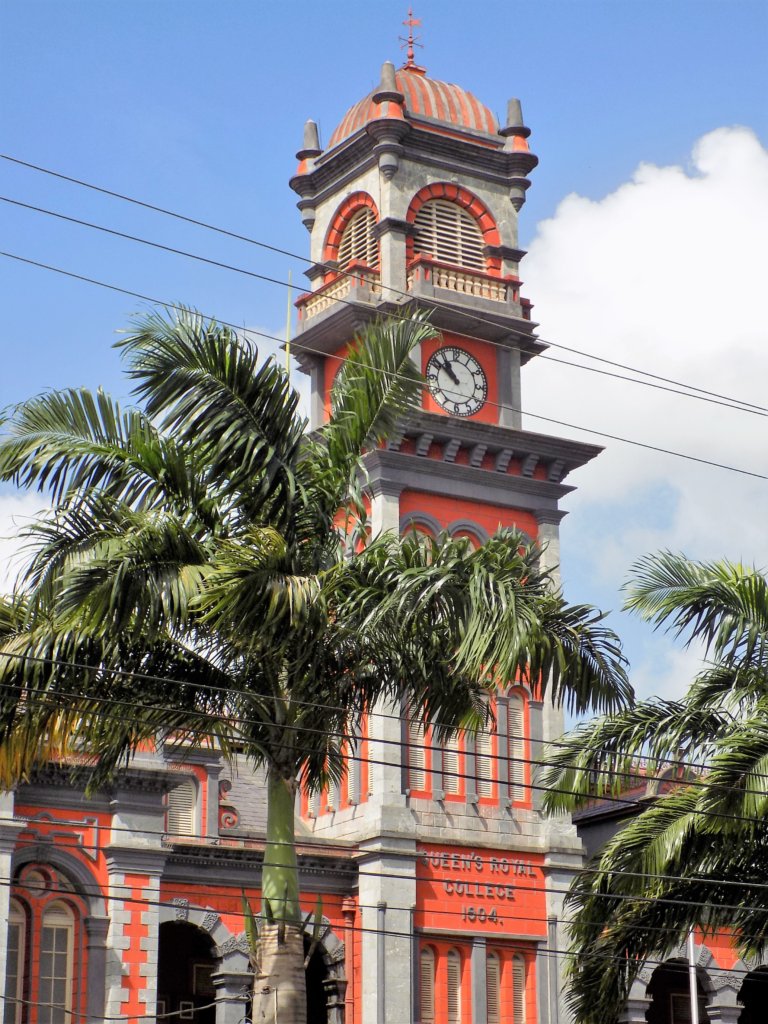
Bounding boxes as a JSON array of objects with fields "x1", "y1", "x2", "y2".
[
  {"x1": 305, "y1": 934, "x2": 329, "y2": 1024},
  {"x1": 646, "y1": 960, "x2": 710, "y2": 1023},
  {"x1": 158, "y1": 921, "x2": 217, "y2": 1024},
  {"x1": 738, "y1": 965, "x2": 768, "y2": 1022}
]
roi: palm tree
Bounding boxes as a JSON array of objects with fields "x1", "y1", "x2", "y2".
[
  {"x1": 0, "y1": 308, "x2": 630, "y2": 1024},
  {"x1": 543, "y1": 551, "x2": 768, "y2": 1023}
]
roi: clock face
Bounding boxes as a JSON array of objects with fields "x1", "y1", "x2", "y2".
[{"x1": 426, "y1": 346, "x2": 488, "y2": 417}]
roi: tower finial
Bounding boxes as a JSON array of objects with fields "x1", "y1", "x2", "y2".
[{"x1": 399, "y1": 8, "x2": 423, "y2": 70}]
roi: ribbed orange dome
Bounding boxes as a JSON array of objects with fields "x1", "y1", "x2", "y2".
[{"x1": 328, "y1": 66, "x2": 499, "y2": 147}]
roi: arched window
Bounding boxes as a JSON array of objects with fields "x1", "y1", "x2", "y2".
[
  {"x1": 167, "y1": 777, "x2": 197, "y2": 837},
  {"x1": 337, "y1": 207, "x2": 378, "y2": 270},
  {"x1": 39, "y1": 901, "x2": 75, "y2": 1024},
  {"x1": 507, "y1": 695, "x2": 526, "y2": 803},
  {"x1": 413, "y1": 200, "x2": 485, "y2": 271},
  {"x1": 486, "y1": 952, "x2": 501, "y2": 1024},
  {"x1": 446, "y1": 949, "x2": 462, "y2": 1024},
  {"x1": 419, "y1": 947, "x2": 435, "y2": 1024},
  {"x1": 3, "y1": 899, "x2": 26, "y2": 1024},
  {"x1": 6, "y1": 863, "x2": 95, "y2": 1024},
  {"x1": 512, "y1": 954, "x2": 526, "y2": 1024}
]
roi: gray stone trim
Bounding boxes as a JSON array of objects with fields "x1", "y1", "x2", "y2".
[
  {"x1": 105, "y1": 845, "x2": 168, "y2": 875},
  {"x1": 374, "y1": 217, "x2": 413, "y2": 238},
  {"x1": 85, "y1": 916, "x2": 109, "y2": 1024},
  {"x1": 13, "y1": 843, "x2": 107, "y2": 917},
  {"x1": 399, "y1": 511, "x2": 441, "y2": 536},
  {"x1": 157, "y1": 899, "x2": 250, "y2": 971},
  {"x1": 364, "y1": 449, "x2": 574, "y2": 515},
  {"x1": 368, "y1": 478, "x2": 403, "y2": 499},
  {"x1": 446, "y1": 519, "x2": 490, "y2": 544},
  {"x1": 484, "y1": 244, "x2": 527, "y2": 263},
  {"x1": 535, "y1": 508, "x2": 567, "y2": 526},
  {"x1": 471, "y1": 937, "x2": 487, "y2": 1024},
  {"x1": 292, "y1": 125, "x2": 537, "y2": 205},
  {"x1": 293, "y1": 294, "x2": 544, "y2": 360}
]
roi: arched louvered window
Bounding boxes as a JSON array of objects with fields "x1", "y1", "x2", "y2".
[
  {"x1": 167, "y1": 777, "x2": 197, "y2": 836},
  {"x1": 512, "y1": 954, "x2": 527, "y2": 1024},
  {"x1": 39, "y1": 901, "x2": 75, "y2": 1024},
  {"x1": 442, "y1": 733, "x2": 461, "y2": 796},
  {"x1": 337, "y1": 207, "x2": 378, "y2": 270},
  {"x1": 486, "y1": 952, "x2": 501, "y2": 1024},
  {"x1": 413, "y1": 199, "x2": 486, "y2": 271},
  {"x1": 408, "y1": 718, "x2": 427, "y2": 792},
  {"x1": 4, "y1": 899, "x2": 26, "y2": 1024},
  {"x1": 419, "y1": 947, "x2": 435, "y2": 1024},
  {"x1": 507, "y1": 695, "x2": 526, "y2": 803},
  {"x1": 446, "y1": 949, "x2": 462, "y2": 1024}
]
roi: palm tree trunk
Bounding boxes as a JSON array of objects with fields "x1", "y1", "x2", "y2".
[{"x1": 253, "y1": 769, "x2": 307, "y2": 1024}]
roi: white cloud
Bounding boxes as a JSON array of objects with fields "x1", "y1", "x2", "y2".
[
  {"x1": 524, "y1": 126, "x2": 768, "y2": 695},
  {"x1": 0, "y1": 491, "x2": 49, "y2": 594}
]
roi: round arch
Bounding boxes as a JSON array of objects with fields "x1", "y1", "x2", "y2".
[
  {"x1": 323, "y1": 192, "x2": 380, "y2": 267},
  {"x1": 405, "y1": 183, "x2": 501, "y2": 271}
]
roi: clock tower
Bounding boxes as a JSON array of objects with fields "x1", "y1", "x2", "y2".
[{"x1": 290, "y1": 54, "x2": 598, "y2": 1024}]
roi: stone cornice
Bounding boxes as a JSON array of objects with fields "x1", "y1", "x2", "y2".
[
  {"x1": 294, "y1": 297, "x2": 544, "y2": 365},
  {"x1": 291, "y1": 124, "x2": 537, "y2": 202}
]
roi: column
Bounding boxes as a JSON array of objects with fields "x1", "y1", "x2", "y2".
[
  {"x1": 471, "y1": 937, "x2": 487, "y2": 1024},
  {"x1": 358, "y1": 841, "x2": 417, "y2": 1024},
  {"x1": 105, "y1": 773, "x2": 168, "y2": 1021},
  {"x1": 369, "y1": 480, "x2": 401, "y2": 538},
  {"x1": 211, "y1": 970, "x2": 252, "y2": 1024},
  {"x1": 0, "y1": 791, "x2": 26, "y2": 1009},
  {"x1": 534, "y1": 509, "x2": 567, "y2": 748}
]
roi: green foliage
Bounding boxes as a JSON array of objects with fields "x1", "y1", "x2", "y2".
[
  {"x1": 543, "y1": 552, "x2": 768, "y2": 1023},
  {"x1": 0, "y1": 306, "x2": 629, "y2": 927}
]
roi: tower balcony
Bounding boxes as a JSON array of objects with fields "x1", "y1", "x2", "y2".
[
  {"x1": 295, "y1": 258, "x2": 533, "y2": 330},
  {"x1": 296, "y1": 263, "x2": 381, "y2": 324},
  {"x1": 407, "y1": 257, "x2": 532, "y2": 320}
]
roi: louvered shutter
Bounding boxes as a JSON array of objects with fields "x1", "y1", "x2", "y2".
[
  {"x1": 512, "y1": 955, "x2": 526, "y2": 1024},
  {"x1": 447, "y1": 950, "x2": 462, "y2": 1024},
  {"x1": 347, "y1": 734, "x2": 361, "y2": 804},
  {"x1": 409, "y1": 719, "x2": 427, "y2": 791},
  {"x1": 337, "y1": 207, "x2": 378, "y2": 270},
  {"x1": 475, "y1": 725, "x2": 493, "y2": 797},
  {"x1": 443, "y1": 733, "x2": 461, "y2": 795},
  {"x1": 167, "y1": 778, "x2": 196, "y2": 836},
  {"x1": 413, "y1": 199, "x2": 486, "y2": 271},
  {"x1": 419, "y1": 948, "x2": 435, "y2": 1024},
  {"x1": 507, "y1": 696, "x2": 525, "y2": 803},
  {"x1": 486, "y1": 953, "x2": 501, "y2": 1024}
]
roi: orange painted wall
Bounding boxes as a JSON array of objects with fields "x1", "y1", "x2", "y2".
[
  {"x1": 415, "y1": 843, "x2": 546, "y2": 938},
  {"x1": 400, "y1": 490, "x2": 539, "y2": 541},
  {"x1": 421, "y1": 332, "x2": 499, "y2": 425}
]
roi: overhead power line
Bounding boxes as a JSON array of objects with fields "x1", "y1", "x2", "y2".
[
  {"x1": 4, "y1": 650, "x2": 768, "y2": 826},
  {"x1": 1, "y1": 249, "x2": 766, "y2": 482},
  {"x1": 3, "y1": 151, "x2": 765, "y2": 416}
]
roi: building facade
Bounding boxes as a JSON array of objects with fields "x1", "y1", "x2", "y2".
[{"x1": 6, "y1": 49, "x2": 760, "y2": 1024}]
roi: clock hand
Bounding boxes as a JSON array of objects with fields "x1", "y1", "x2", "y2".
[{"x1": 440, "y1": 358, "x2": 461, "y2": 387}]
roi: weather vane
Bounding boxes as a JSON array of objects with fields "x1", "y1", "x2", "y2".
[{"x1": 400, "y1": 8, "x2": 423, "y2": 68}]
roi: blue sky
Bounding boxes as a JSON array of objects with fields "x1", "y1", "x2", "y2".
[{"x1": 1, "y1": 0, "x2": 767, "y2": 707}]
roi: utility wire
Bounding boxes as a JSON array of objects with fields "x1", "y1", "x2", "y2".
[
  {"x1": 17, "y1": 809, "x2": 768, "y2": 910},
  {"x1": 4, "y1": 868, "x2": 768, "y2": 985},
  {"x1": 0, "y1": 646, "x2": 761, "y2": 791},
  {"x1": 3, "y1": 152, "x2": 765, "y2": 416},
  {"x1": 1, "y1": 248, "x2": 766, "y2": 481},
  {"x1": 5, "y1": 676, "x2": 768, "y2": 835}
]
